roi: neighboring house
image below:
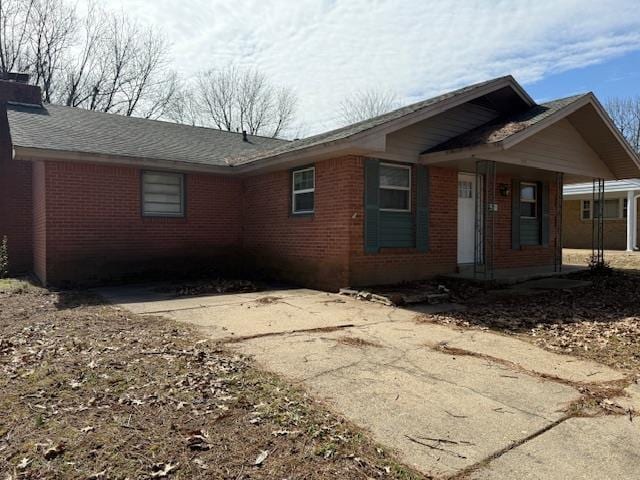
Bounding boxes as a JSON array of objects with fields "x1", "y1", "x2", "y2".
[
  {"x1": 1, "y1": 74, "x2": 639, "y2": 291},
  {"x1": 563, "y1": 180, "x2": 640, "y2": 251}
]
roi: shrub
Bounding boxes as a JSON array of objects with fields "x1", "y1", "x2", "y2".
[
  {"x1": 588, "y1": 254, "x2": 612, "y2": 276},
  {"x1": 0, "y1": 236, "x2": 8, "y2": 278}
]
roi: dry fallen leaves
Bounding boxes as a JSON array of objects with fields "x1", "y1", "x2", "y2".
[
  {"x1": 150, "y1": 462, "x2": 179, "y2": 478},
  {"x1": 429, "y1": 271, "x2": 640, "y2": 375},
  {"x1": 0, "y1": 287, "x2": 425, "y2": 479}
]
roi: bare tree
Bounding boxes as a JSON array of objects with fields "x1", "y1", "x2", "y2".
[
  {"x1": 194, "y1": 65, "x2": 297, "y2": 138},
  {"x1": 0, "y1": 0, "x2": 179, "y2": 119},
  {"x1": 0, "y1": 0, "x2": 35, "y2": 73},
  {"x1": 27, "y1": 0, "x2": 76, "y2": 102},
  {"x1": 165, "y1": 83, "x2": 202, "y2": 126},
  {"x1": 339, "y1": 88, "x2": 399, "y2": 125},
  {"x1": 59, "y1": 10, "x2": 178, "y2": 118},
  {"x1": 605, "y1": 96, "x2": 640, "y2": 153}
]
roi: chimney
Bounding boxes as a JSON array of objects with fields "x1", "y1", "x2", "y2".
[
  {"x1": 0, "y1": 73, "x2": 42, "y2": 106},
  {"x1": 242, "y1": 130, "x2": 248, "y2": 142}
]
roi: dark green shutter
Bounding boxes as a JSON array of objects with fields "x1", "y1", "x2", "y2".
[
  {"x1": 511, "y1": 179, "x2": 521, "y2": 249},
  {"x1": 364, "y1": 159, "x2": 380, "y2": 253},
  {"x1": 540, "y1": 181, "x2": 550, "y2": 246},
  {"x1": 416, "y1": 165, "x2": 429, "y2": 252}
]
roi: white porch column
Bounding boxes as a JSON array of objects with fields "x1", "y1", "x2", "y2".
[{"x1": 626, "y1": 190, "x2": 638, "y2": 251}]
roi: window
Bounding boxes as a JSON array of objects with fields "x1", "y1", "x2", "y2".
[
  {"x1": 520, "y1": 183, "x2": 537, "y2": 218},
  {"x1": 581, "y1": 198, "x2": 626, "y2": 220},
  {"x1": 458, "y1": 181, "x2": 472, "y2": 199},
  {"x1": 380, "y1": 163, "x2": 411, "y2": 211},
  {"x1": 142, "y1": 171, "x2": 184, "y2": 217},
  {"x1": 292, "y1": 167, "x2": 315, "y2": 214}
]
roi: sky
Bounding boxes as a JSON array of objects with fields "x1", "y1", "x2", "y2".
[{"x1": 102, "y1": 0, "x2": 640, "y2": 136}]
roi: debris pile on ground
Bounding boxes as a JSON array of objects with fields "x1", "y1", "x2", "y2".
[
  {"x1": 425, "y1": 271, "x2": 640, "y2": 374},
  {"x1": 0, "y1": 284, "x2": 427, "y2": 479},
  {"x1": 158, "y1": 278, "x2": 259, "y2": 297},
  {"x1": 341, "y1": 282, "x2": 451, "y2": 306},
  {"x1": 339, "y1": 288, "x2": 394, "y2": 306}
]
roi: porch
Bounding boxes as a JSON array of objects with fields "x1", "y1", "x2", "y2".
[{"x1": 419, "y1": 93, "x2": 640, "y2": 281}]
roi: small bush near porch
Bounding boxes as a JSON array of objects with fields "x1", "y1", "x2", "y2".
[
  {"x1": 564, "y1": 248, "x2": 640, "y2": 273},
  {"x1": 0, "y1": 282, "x2": 423, "y2": 479}
]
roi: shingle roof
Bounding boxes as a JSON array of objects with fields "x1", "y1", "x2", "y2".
[
  {"x1": 424, "y1": 94, "x2": 587, "y2": 154},
  {"x1": 6, "y1": 103, "x2": 288, "y2": 167},
  {"x1": 5, "y1": 75, "x2": 535, "y2": 169},
  {"x1": 230, "y1": 76, "x2": 519, "y2": 166}
]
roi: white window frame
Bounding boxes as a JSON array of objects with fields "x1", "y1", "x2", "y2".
[
  {"x1": 581, "y1": 198, "x2": 627, "y2": 220},
  {"x1": 379, "y1": 163, "x2": 411, "y2": 212},
  {"x1": 292, "y1": 166, "x2": 315, "y2": 214},
  {"x1": 520, "y1": 182, "x2": 538, "y2": 219},
  {"x1": 142, "y1": 171, "x2": 185, "y2": 218}
]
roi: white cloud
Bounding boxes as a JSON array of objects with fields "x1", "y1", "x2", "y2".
[{"x1": 102, "y1": 0, "x2": 640, "y2": 135}]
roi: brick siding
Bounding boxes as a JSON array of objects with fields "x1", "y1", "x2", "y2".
[
  {"x1": 349, "y1": 162, "x2": 458, "y2": 286},
  {"x1": 242, "y1": 157, "x2": 356, "y2": 290},
  {"x1": 493, "y1": 174, "x2": 557, "y2": 269},
  {"x1": 0, "y1": 105, "x2": 33, "y2": 273},
  {"x1": 36, "y1": 161, "x2": 243, "y2": 286},
  {"x1": 3, "y1": 152, "x2": 562, "y2": 289},
  {"x1": 563, "y1": 198, "x2": 640, "y2": 250}
]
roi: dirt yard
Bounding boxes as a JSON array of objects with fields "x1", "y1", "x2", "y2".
[
  {"x1": 0, "y1": 280, "x2": 424, "y2": 480},
  {"x1": 432, "y1": 269, "x2": 640, "y2": 377},
  {"x1": 564, "y1": 248, "x2": 640, "y2": 273}
]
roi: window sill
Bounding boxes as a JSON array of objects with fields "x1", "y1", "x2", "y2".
[
  {"x1": 290, "y1": 212, "x2": 314, "y2": 219},
  {"x1": 142, "y1": 215, "x2": 187, "y2": 221}
]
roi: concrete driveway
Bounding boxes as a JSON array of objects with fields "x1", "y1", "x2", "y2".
[{"x1": 100, "y1": 284, "x2": 640, "y2": 479}]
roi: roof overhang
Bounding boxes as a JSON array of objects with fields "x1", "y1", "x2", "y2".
[
  {"x1": 563, "y1": 179, "x2": 640, "y2": 197},
  {"x1": 13, "y1": 146, "x2": 233, "y2": 175},
  {"x1": 234, "y1": 76, "x2": 535, "y2": 171},
  {"x1": 419, "y1": 94, "x2": 640, "y2": 182},
  {"x1": 13, "y1": 140, "x2": 384, "y2": 177}
]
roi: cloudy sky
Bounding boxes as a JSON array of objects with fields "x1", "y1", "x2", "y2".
[{"x1": 103, "y1": 0, "x2": 640, "y2": 136}]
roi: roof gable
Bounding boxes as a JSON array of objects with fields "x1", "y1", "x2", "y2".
[
  {"x1": 421, "y1": 94, "x2": 640, "y2": 181},
  {"x1": 229, "y1": 75, "x2": 535, "y2": 168}
]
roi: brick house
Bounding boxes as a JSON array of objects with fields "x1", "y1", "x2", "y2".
[
  {"x1": 1, "y1": 74, "x2": 638, "y2": 291},
  {"x1": 563, "y1": 180, "x2": 640, "y2": 251}
]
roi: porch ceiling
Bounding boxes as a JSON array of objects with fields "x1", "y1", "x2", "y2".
[{"x1": 419, "y1": 94, "x2": 640, "y2": 184}]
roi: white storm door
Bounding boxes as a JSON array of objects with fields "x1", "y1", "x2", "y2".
[{"x1": 457, "y1": 173, "x2": 476, "y2": 264}]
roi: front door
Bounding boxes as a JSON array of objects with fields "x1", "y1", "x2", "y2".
[{"x1": 457, "y1": 173, "x2": 476, "y2": 264}]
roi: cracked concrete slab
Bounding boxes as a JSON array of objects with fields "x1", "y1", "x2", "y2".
[
  {"x1": 415, "y1": 323, "x2": 625, "y2": 384},
  {"x1": 470, "y1": 416, "x2": 640, "y2": 480},
  {"x1": 232, "y1": 324, "x2": 580, "y2": 477},
  {"x1": 99, "y1": 283, "x2": 634, "y2": 478},
  {"x1": 616, "y1": 382, "x2": 640, "y2": 413},
  {"x1": 99, "y1": 284, "x2": 413, "y2": 340}
]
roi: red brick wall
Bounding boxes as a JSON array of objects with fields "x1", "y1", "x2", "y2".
[
  {"x1": 6, "y1": 150, "x2": 560, "y2": 289},
  {"x1": 0, "y1": 106, "x2": 33, "y2": 273},
  {"x1": 348, "y1": 166, "x2": 558, "y2": 286},
  {"x1": 242, "y1": 156, "x2": 356, "y2": 290},
  {"x1": 32, "y1": 162, "x2": 46, "y2": 282},
  {"x1": 37, "y1": 161, "x2": 243, "y2": 285},
  {"x1": 493, "y1": 174, "x2": 557, "y2": 269},
  {"x1": 349, "y1": 163, "x2": 458, "y2": 286}
]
